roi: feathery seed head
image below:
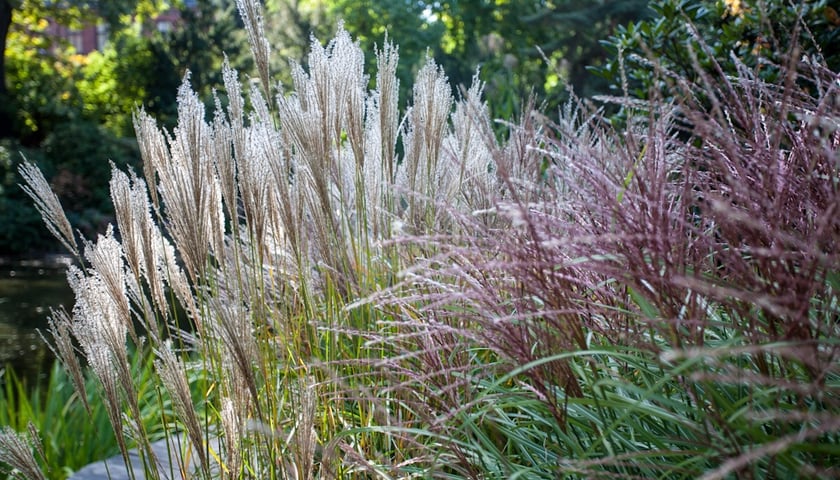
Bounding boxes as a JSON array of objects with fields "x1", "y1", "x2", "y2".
[
  {"x1": 155, "y1": 346, "x2": 209, "y2": 474},
  {"x1": 43, "y1": 308, "x2": 90, "y2": 414},
  {"x1": 0, "y1": 427, "x2": 47, "y2": 480},
  {"x1": 236, "y1": 0, "x2": 271, "y2": 99},
  {"x1": 18, "y1": 161, "x2": 79, "y2": 257}
]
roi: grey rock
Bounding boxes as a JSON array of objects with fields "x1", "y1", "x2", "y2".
[{"x1": 69, "y1": 434, "x2": 220, "y2": 480}]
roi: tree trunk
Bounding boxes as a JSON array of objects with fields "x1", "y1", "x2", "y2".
[{"x1": 0, "y1": 0, "x2": 13, "y2": 138}]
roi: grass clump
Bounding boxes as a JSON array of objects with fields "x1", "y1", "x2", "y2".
[{"x1": 1, "y1": 0, "x2": 838, "y2": 478}]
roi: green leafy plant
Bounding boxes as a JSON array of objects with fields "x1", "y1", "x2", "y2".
[{"x1": 596, "y1": 0, "x2": 840, "y2": 100}]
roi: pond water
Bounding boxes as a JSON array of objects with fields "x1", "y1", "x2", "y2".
[{"x1": 0, "y1": 256, "x2": 75, "y2": 386}]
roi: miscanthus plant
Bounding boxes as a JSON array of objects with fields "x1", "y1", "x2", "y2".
[{"x1": 2, "y1": 0, "x2": 839, "y2": 478}]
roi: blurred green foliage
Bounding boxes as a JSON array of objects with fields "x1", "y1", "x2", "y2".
[
  {"x1": 328, "y1": 0, "x2": 653, "y2": 118},
  {"x1": 0, "y1": 0, "x2": 249, "y2": 254},
  {"x1": 79, "y1": 0, "x2": 251, "y2": 136}
]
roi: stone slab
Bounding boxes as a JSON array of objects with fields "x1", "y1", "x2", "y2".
[{"x1": 69, "y1": 434, "x2": 220, "y2": 480}]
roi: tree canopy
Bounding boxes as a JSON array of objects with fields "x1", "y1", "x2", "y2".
[
  {"x1": 328, "y1": 0, "x2": 653, "y2": 117},
  {"x1": 0, "y1": 0, "x2": 249, "y2": 253},
  {"x1": 0, "y1": 0, "x2": 169, "y2": 137}
]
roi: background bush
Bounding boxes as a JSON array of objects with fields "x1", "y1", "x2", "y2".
[{"x1": 596, "y1": 0, "x2": 840, "y2": 99}]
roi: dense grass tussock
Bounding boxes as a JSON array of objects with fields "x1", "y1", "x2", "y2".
[{"x1": 2, "y1": 0, "x2": 838, "y2": 478}]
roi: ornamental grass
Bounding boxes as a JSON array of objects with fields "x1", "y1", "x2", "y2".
[{"x1": 2, "y1": 0, "x2": 838, "y2": 478}]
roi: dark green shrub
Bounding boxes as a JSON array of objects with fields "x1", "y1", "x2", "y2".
[
  {"x1": 596, "y1": 0, "x2": 840, "y2": 99},
  {"x1": 0, "y1": 121, "x2": 138, "y2": 255}
]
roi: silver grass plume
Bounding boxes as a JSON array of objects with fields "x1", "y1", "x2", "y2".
[
  {"x1": 375, "y1": 37, "x2": 400, "y2": 184},
  {"x1": 155, "y1": 346, "x2": 210, "y2": 475},
  {"x1": 329, "y1": 28, "x2": 369, "y2": 264},
  {"x1": 110, "y1": 166, "x2": 144, "y2": 291},
  {"x1": 150, "y1": 74, "x2": 225, "y2": 282},
  {"x1": 85, "y1": 341, "x2": 131, "y2": 468},
  {"x1": 110, "y1": 166, "x2": 173, "y2": 327},
  {"x1": 357, "y1": 37, "x2": 400, "y2": 240},
  {"x1": 211, "y1": 107, "x2": 236, "y2": 227},
  {"x1": 68, "y1": 263, "x2": 128, "y2": 384},
  {"x1": 220, "y1": 398, "x2": 243, "y2": 480},
  {"x1": 398, "y1": 56, "x2": 453, "y2": 231},
  {"x1": 311, "y1": 27, "x2": 368, "y2": 216},
  {"x1": 207, "y1": 296, "x2": 261, "y2": 417},
  {"x1": 219, "y1": 341, "x2": 252, "y2": 435},
  {"x1": 275, "y1": 25, "x2": 383, "y2": 289},
  {"x1": 291, "y1": 376, "x2": 318, "y2": 480},
  {"x1": 123, "y1": 270, "x2": 157, "y2": 340},
  {"x1": 43, "y1": 308, "x2": 90, "y2": 414},
  {"x1": 110, "y1": 160, "x2": 199, "y2": 328},
  {"x1": 334, "y1": 23, "x2": 368, "y2": 169},
  {"x1": 442, "y1": 72, "x2": 497, "y2": 214},
  {"x1": 236, "y1": 0, "x2": 271, "y2": 99},
  {"x1": 0, "y1": 426, "x2": 47, "y2": 480},
  {"x1": 163, "y1": 240, "x2": 201, "y2": 329},
  {"x1": 18, "y1": 161, "x2": 79, "y2": 257},
  {"x1": 242, "y1": 94, "x2": 297, "y2": 279},
  {"x1": 118, "y1": 150, "x2": 200, "y2": 327},
  {"x1": 240, "y1": 85, "x2": 277, "y2": 255},
  {"x1": 361, "y1": 92, "x2": 388, "y2": 240},
  {"x1": 68, "y1": 244, "x2": 151, "y2": 457},
  {"x1": 223, "y1": 56, "x2": 297, "y2": 275},
  {"x1": 132, "y1": 109, "x2": 169, "y2": 212},
  {"x1": 277, "y1": 28, "x2": 362, "y2": 284},
  {"x1": 83, "y1": 226, "x2": 134, "y2": 341},
  {"x1": 264, "y1": 164, "x2": 311, "y2": 319},
  {"x1": 276, "y1": 68, "x2": 330, "y2": 274},
  {"x1": 214, "y1": 62, "x2": 239, "y2": 223},
  {"x1": 267, "y1": 144, "x2": 307, "y2": 282},
  {"x1": 278, "y1": 54, "x2": 331, "y2": 220}
]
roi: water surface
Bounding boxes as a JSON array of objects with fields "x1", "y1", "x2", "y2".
[{"x1": 0, "y1": 256, "x2": 75, "y2": 385}]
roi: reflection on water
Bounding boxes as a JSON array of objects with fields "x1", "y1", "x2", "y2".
[{"x1": 0, "y1": 256, "x2": 75, "y2": 385}]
